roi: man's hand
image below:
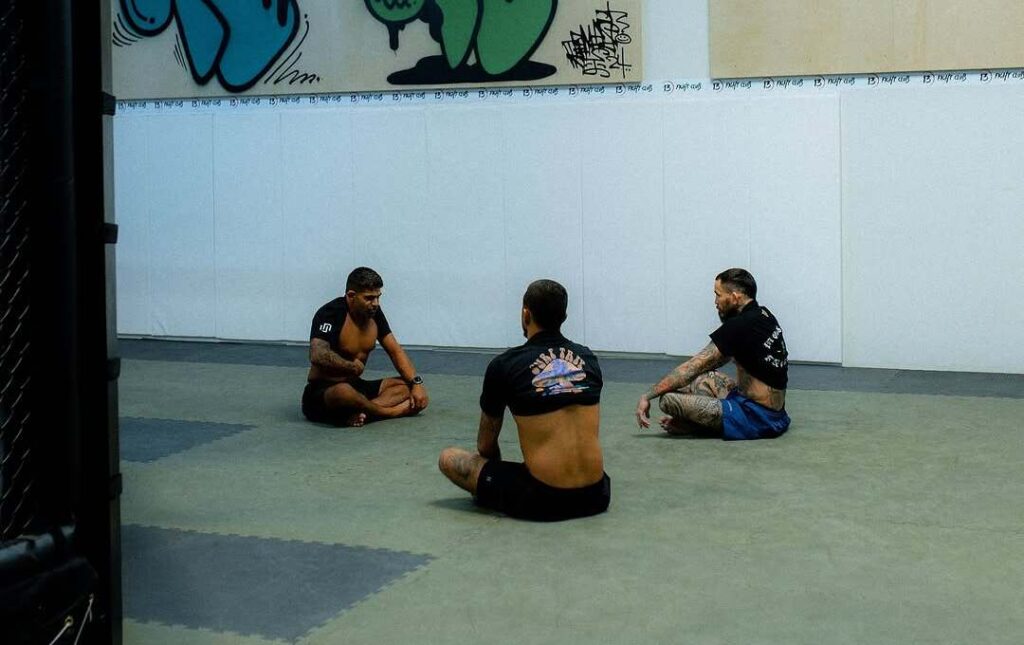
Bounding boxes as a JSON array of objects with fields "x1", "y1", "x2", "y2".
[
  {"x1": 636, "y1": 395, "x2": 652, "y2": 429},
  {"x1": 351, "y1": 359, "x2": 365, "y2": 377},
  {"x1": 410, "y1": 383, "x2": 429, "y2": 410}
]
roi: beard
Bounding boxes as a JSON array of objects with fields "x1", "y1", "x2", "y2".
[{"x1": 718, "y1": 306, "x2": 739, "y2": 322}]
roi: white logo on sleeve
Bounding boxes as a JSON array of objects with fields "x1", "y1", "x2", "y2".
[{"x1": 319, "y1": 323, "x2": 332, "y2": 333}]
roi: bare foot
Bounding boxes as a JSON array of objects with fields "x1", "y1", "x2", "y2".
[
  {"x1": 344, "y1": 412, "x2": 367, "y2": 428},
  {"x1": 659, "y1": 416, "x2": 717, "y2": 437},
  {"x1": 659, "y1": 416, "x2": 688, "y2": 435}
]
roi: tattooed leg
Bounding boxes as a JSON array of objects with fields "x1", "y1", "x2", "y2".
[
  {"x1": 438, "y1": 447, "x2": 488, "y2": 494},
  {"x1": 691, "y1": 371, "x2": 736, "y2": 398},
  {"x1": 659, "y1": 393, "x2": 724, "y2": 433},
  {"x1": 667, "y1": 370, "x2": 734, "y2": 397}
]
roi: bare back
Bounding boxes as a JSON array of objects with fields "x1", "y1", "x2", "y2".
[
  {"x1": 514, "y1": 404, "x2": 603, "y2": 489},
  {"x1": 736, "y1": 363, "x2": 786, "y2": 411}
]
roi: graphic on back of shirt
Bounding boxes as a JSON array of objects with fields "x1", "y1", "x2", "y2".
[
  {"x1": 761, "y1": 310, "x2": 788, "y2": 370},
  {"x1": 530, "y1": 348, "x2": 590, "y2": 397}
]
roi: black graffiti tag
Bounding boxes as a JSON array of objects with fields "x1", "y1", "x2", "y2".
[{"x1": 562, "y1": 3, "x2": 632, "y2": 80}]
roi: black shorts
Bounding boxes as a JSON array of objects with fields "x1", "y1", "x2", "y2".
[
  {"x1": 475, "y1": 461, "x2": 610, "y2": 522},
  {"x1": 301, "y1": 378, "x2": 383, "y2": 425}
]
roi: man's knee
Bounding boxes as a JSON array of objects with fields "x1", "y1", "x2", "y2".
[
  {"x1": 438, "y1": 447, "x2": 459, "y2": 477},
  {"x1": 383, "y1": 379, "x2": 410, "y2": 394},
  {"x1": 659, "y1": 393, "x2": 685, "y2": 417}
]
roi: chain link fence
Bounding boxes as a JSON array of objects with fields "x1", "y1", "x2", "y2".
[{"x1": 0, "y1": 0, "x2": 38, "y2": 541}]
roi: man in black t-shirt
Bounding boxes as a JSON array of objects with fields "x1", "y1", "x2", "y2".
[
  {"x1": 438, "y1": 280, "x2": 610, "y2": 521},
  {"x1": 302, "y1": 267, "x2": 429, "y2": 427},
  {"x1": 635, "y1": 268, "x2": 791, "y2": 441}
]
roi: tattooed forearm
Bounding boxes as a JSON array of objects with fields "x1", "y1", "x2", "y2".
[
  {"x1": 645, "y1": 342, "x2": 729, "y2": 400},
  {"x1": 309, "y1": 339, "x2": 362, "y2": 376},
  {"x1": 477, "y1": 413, "x2": 503, "y2": 460}
]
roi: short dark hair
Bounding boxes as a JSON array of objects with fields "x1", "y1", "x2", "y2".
[
  {"x1": 346, "y1": 267, "x2": 383, "y2": 292},
  {"x1": 716, "y1": 268, "x2": 757, "y2": 299},
  {"x1": 523, "y1": 279, "x2": 568, "y2": 331}
]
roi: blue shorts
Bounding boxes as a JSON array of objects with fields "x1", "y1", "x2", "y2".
[{"x1": 720, "y1": 389, "x2": 790, "y2": 441}]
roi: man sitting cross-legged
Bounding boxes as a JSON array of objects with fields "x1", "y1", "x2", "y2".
[
  {"x1": 439, "y1": 280, "x2": 610, "y2": 521},
  {"x1": 635, "y1": 268, "x2": 790, "y2": 441},
  {"x1": 301, "y1": 266, "x2": 429, "y2": 427}
]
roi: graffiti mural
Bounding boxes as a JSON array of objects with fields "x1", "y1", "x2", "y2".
[
  {"x1": 365, "y1": 0, "x2": 558, "y2": 84},
  {"x1": 111, "y1": 0, "x2": 643, "y2": 99},
  {"x1": 117, "y1": 0, "x2": 303, "y2": 92}
]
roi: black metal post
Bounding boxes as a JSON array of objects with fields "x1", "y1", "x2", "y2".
[
  {"x1": 19, "y1": 0, "x2": 122, "y2": 642},
  {"x1": 69, "y1": 1, "x2": 122, "y2": 642}
]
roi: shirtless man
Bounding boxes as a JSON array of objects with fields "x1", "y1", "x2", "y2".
[
  {"x1": 302, "y1": 267, "x2": 429, "y2": 427},
  {"x1": 636, "y1": 268, "x2": 791, "y2": 441},
  {"x1": 438, "y1": 280, "x2": 610, "y2": 521}
]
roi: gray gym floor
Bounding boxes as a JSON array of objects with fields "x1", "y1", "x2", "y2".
[{"x1": 118, "y1": 338, "x2": 1024, "y2": 644}]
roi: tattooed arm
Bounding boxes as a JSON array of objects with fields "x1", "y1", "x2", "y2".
[
  {"x1": 636, "y1": 342, "x2": 729, "y2": 428},
  {"x1": 644, "y1": 342, "x2": 729, "y2": 400},
  {"x1": 309, "y1": 338, "x2": 364, "y2": 377},
  {"x1": 476, "y1": 412, "x2": 503, "y2": 461}
]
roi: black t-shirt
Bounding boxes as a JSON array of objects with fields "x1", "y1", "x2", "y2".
[
  {"x1": 480, "y1": 330, "x2": 603, "y2": 417},
  {"x1": 309, "y1": 297, "x2": 392, "y2": 353},
  {"x1": 709, "y1": 300, "x2": 788, "y2": 390}
]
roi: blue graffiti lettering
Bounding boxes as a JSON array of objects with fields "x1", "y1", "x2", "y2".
[{"x1": 120, "y1": 0, "x2": 300, "y2": 92}]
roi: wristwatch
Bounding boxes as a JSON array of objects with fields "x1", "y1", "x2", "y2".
[{"x1": 407, "y1": 375, "x2": 423, "y2": 386}]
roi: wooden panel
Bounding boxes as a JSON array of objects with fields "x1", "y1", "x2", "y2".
[{"x1": 711, "y1": 0, "x2": 1024, "y2": 78}]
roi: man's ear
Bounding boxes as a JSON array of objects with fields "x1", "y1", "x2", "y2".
[
  {"x1": 345, "y1": 289, "x2": 356, "y2": 300},
  {"x1": 522, "y1": 307, "x2": 532, "y2": 326}
]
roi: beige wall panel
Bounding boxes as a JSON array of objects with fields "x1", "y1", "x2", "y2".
[{"x1": 711, "y1": 0, "x2": 1024, "y2": 78}]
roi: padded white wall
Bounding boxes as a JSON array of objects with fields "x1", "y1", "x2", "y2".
[
  {"x1": 842, "y1": 85, "x2": 1024, "y2": 373},
  {"x1": 114, "y1": 113, "x2": 216, "y2": 337},
  {"x1": 113, "y1": 93, "x2": 843, "y2": 362},
  {"x1": 662, "y1": 95, "x2": 842, "y2": 362}
]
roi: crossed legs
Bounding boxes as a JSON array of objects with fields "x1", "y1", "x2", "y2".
[
  {"x1": 658, "y1": 370, "x2": 735, "y2": 436},
  {"x1": 437, "y1": 448, "x2": 488, "y2": 494},
  {"x1": 324, "y1": 377, "x2": 419, "y2": 427}
]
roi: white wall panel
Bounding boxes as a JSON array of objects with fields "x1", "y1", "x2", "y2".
[
  {"x1": 501, "y1": 105, "x2": 586, "y2": 347},
  {"x1": 843, "y1": 86, "x2": 1024, "y2": 373},
  {"x1": 213, "y1": 113, "x2": 285, "y2": 340},
  {"x1": 663, "y1": 95, "x2": 842, "y2": 363},
  {"x1": 663, "y1": 98, "x2": 753, "y2": 356},
  {"x1": 425, "y1": 108, "x2": 508, "y2": 348},
  {"x1": 349, "y1": 108, "x2": 434, "y2": 347},
  {"x1": 280, "y1": 110, "x2": 355, "y2": 342},
  {"x1": 113, "y1": 73, "x2": 1023, "y2": 374},
  {"x1": 580, "y1": 101, "x2": 666, "y2": 353},
  {"x1": 112, "y1": 117, "x2": 151, "y2": 335},
  {"x1": 747, "y1": 95, "x2": 842, "y2": 364},
  {"x1": 145, "y1": 114, "x2": 216, "y2": 337}
]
